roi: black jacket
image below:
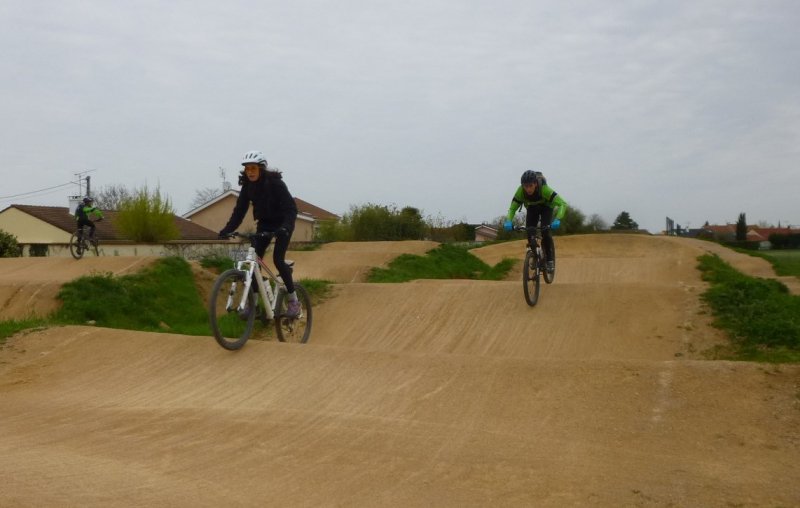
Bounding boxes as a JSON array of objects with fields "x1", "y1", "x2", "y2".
[{"x1": 221, "y1": 169, "x2": 298, "y2": 234}]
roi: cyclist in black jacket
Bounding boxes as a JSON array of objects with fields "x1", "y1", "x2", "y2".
[{"x1": 219, "y1": 150, "x2": 301, "y2": 317}]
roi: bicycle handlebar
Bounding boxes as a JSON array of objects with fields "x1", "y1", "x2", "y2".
[
  {"x1": 513, "y1": 225, "x2": 551, "y2": 232},
  {"x1": 221, "y1": 231, "x2": 276, "y2": 241}
]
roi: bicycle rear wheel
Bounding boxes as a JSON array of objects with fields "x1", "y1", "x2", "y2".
[
  {"x1": 523, "y1": 249, "x2": 540, "y2": 306},
  {"x1": 69, "y1": 232, "x2": 84, "y2": 260},
  {"x1": 274, "y1": 283, "x2": 312, "y2": 343},
  {"x1": 209, "y1": 269, "x2": 256, "y2": 350}
]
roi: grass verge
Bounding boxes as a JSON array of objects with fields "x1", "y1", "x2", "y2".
[
  {"x1": 54, "y1": 256, "x2": 211, "y2": 336},
  {"x1": 698, "y1": 254, "x2": 800, "y2": 362},
  {"x1": 0, "y1": 318, "x2": 49, "y2": 345},
  {"x1": 744, "y1": 249, "x2": 800, "y2": 278},
  {"x1": 367, "y1": 243, "x2": 516, "y2": 282},
  {"x1": 1, "y1": 256, "x2": 334, "y2": 341}
]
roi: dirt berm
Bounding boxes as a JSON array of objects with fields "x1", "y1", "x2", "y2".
[{"x1": 1, "y1": 235, "x2": 798, "y2": 507}]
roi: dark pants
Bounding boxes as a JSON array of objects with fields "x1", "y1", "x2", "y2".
[
  {"x1": 254, "y1": 226, "x2": 295, "y2": 294},
  {"x1": 77, "y1": 220, "x2": 96, "y2": 240},
  {"x1": 525, "y1": 205, "x2": 555, "y2": 263}
]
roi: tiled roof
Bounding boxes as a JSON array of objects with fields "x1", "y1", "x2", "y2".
[
  {"x1": 182, "y1": 191, "x2": 339, "y2": 222},
  {"x1": 10, "y1": 204, "x2": 219, "y2": 241},
  {"x1": 294, "y1": 197, "x2": 339, "y2": 221},
  {"x1": 703, "y1": 224, "x2": 796, "y2": 242}
]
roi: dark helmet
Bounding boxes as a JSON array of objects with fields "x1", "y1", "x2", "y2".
[
  {"x1": 83, "y1": 197, "x2": 94, "y2": 205},
  {"x1": 521, "y1": 170, "x2": 538, "y2": 185}
]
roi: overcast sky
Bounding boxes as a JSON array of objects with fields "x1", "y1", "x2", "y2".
[{"x1": 2, "y1": 0, "x2": 798, "y2": 233}]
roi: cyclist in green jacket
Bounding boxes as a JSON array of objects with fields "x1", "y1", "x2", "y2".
[
  {"x1": 504, "y1": 170, "x2": 567, "y2": 273},
  {"x1": 74, "y1": 197, "x2": 104, "y2": 242}
]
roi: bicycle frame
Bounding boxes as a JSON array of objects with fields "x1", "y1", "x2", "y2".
[
  {"x1": 229, "y1": 239, "x2": 284, "y2": 322},
  {"x1": 517, "y1": 225, "x2": 549, "y2": 256}
]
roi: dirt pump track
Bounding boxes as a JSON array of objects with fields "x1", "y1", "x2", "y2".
[{"x1": 1, "y1": 235, "x2": 798, "y2": 507}]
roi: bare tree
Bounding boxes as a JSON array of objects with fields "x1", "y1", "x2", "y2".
[
  {"x1": 94, "y1": 184, "x2": 133, "y2": 211},
  {"x1": 190, "y1": 188, "x2": 224, "y2": 210},
  {"x1": 587, "y1": 214, "x2": 608, "y2": 231}
]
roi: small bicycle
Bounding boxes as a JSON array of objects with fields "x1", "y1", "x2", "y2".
[
  {"x1": 208, "y1": 231, "x2": 312, "y2": 350},
  {"x1": 69, "y1": 224, "x2": 100, "y2": 259},
  {"x1": 516, "y1": 225, "x2": 555, "y2": 306}
]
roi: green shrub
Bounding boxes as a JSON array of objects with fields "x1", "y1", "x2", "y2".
[
  {"x1": 115, "y1": 185, "x2": 180, "y2": 242},
  {"x1": 0, "y1": 229, "x2": 21, "y2": 257}
]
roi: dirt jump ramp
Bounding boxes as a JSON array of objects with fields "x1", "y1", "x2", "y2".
[{"x1": 1, "y1": 235, "x2": 799, "y2": 506}]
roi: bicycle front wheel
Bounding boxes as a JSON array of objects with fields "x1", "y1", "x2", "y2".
[
  {"x1": 523, "y1": 249, "x2": 540, "y2": 306},
  {"x1": 275, "y1": 283, "x2": 312, "y2": 343},
  {"x1": 69, "y1": 232, "x2": 84, "y2": 260},
  {"x1": 543, "y1": 249, "x2": 555, "y2": 284},
  {"x1": 209, "y1": 269, "x2": 256, "y2": 350}
]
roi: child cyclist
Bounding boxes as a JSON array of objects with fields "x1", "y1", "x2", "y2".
[
  {"x1": 504, "y1": 170, "x2": 568, "y2": 273},
  {"x1": 74, "y1": 196, "x2": 104, "y2": 242},
  {"x1": 218, "y1": 150, "x2": 302, "y2": 317}
]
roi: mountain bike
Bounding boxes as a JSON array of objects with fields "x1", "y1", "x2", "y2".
[
  {"x1": 208, "y1": 231, "x2": 312, "y2": 350},
  {"x1": 516, "y1": 225, "x2": 555, "y2": 306},
  {"x1": 69, "y1": 223, "x2": 100, "y2": 259}
]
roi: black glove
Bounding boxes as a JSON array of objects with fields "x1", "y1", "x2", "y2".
[
  {"x1": 218, "y1": 230, "x2": 230, "y2": 239},
  {"x1": 276, "y1": 227, "x2": 289, "y2": 238}
]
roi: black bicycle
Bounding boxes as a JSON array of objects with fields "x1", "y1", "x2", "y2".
[
  {"x1": 516, "y1": 225, "x2": 555, "y2": 306},
  {"x1": 69, "y1": 224, "x2": 100, "y2": 259}
]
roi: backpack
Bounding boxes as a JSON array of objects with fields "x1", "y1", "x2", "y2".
[{"x1": 533, "y1": 171, "x2": 547, "y2": 187}]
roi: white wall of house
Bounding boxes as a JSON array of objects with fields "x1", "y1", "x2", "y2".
[{"x1": 29, "y1": 241, "x2": 245, "y2": 259}]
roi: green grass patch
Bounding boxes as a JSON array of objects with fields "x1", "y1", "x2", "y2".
[
  {"x1": 746, "y1": 249, "x2": 800, "y2": 278},
  {"x1": 2, "y1": 257, "x2": 335, "y2": 340},
  {"x1": 367, "y1": 243, "x2": 516, "y2": 282},
  {"x1": 199, "y1": 252, "x2": 235, "y2": 274},
  {"x1": 54, "y1": 257, "x2": 210, "y2": 336},
  {"x1": 299, "y1": 278, "x2": 335, "y2": 305},
  {"x1": 0, "y1": 318, "x2": 49, "y2": 344},
  {"x1": 291, "y1": 242, "x2": 324, "y2": 251},
  {"x1": 698, "y1": 254, "x2": 800, "y2": 362}
]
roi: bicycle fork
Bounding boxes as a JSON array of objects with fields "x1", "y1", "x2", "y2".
[{"x1": 232, "y1": 262, "x2": 279, "y2": 321}]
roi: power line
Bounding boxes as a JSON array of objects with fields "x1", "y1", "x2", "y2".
[{"x1": 0, "y1": 182, "x2": 74, "y2": 200}]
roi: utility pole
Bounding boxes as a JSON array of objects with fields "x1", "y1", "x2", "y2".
[{"x1": 68, "y1": 170, "x2": 96, "y2": 211}]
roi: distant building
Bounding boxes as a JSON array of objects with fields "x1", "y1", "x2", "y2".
[
  {"x1": 0, "y1": 204, "x2": 218, "y2": 257},
  {"x1": 474, "y1": 224, "x2": 498, "y2": 242},
  {"x1": 182, "y1": 191, "x2": 339, "y2": 242}
]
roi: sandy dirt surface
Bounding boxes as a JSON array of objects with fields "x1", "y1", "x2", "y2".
[
  {"x1": 1, "y1": 236, "x2": 799, "y2": 507},
  {"x1": 266, "y1": 240, "x2": 440, "y2": 283},
  {"x1": 0, "y1": 257, "x2": 156, "y2": 320}
]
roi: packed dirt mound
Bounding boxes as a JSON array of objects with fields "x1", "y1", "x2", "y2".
[
  {"x1": 472, "y1": 233, "x2": 799, "y2": 293},
  {"x1": 273, "y1": 240, "x2": 439, "y2": 283},
  {"x1": 2, "y1": 327, "x2": 798, "y2": 507},
  {"x1": 1, "y1": 235, "x2": 799, "y2": 507},
  {"x1": 311, "y1": 279, "x2": 715, "y2": 360},
  {"x1": 0, "y1": 257, "x2": 156, "y2": 319}
]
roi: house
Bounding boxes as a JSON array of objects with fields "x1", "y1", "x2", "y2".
[
  {"x1": 182, "y1": 190, "x2": 339, "y2": 242},
  {"x1": 703, "y1": 224, "x2": 795, "y2": 249},
  {"x1": 0, "y1": 204, "x2": 219, "y2": 257},
  {"x1": 474, "y1": 224, "x2": 498, "y2": 242}
]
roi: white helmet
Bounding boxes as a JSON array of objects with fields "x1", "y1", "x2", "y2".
[{"x1": 241, "y1": 150, "x2": 267, "y2": 167}]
